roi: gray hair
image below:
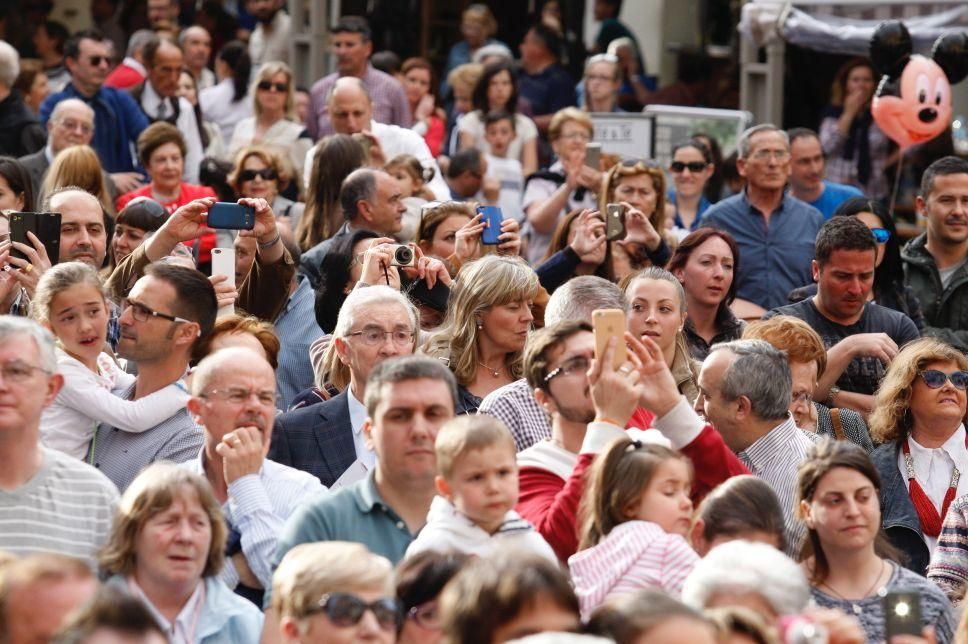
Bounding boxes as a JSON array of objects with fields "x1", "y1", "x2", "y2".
[
  {"x1": 624, "y1": 266, "x2": 686, "y2": 313},
  {"x1": 50, "y1": 98, "x2": 95, "y2": 125},
  {"x1": 710, "y1": 339, "x2": 792, "y2": 422},
  {"x1": 681, "y1": 540, "x2": 810, "y2": 616},
  {"x1": 737, "y1": 124, "x2": 789, "y2": 159},
  {"x1": 339, "y1": 168, "x2": 380, "y2": 221},
  {"x1": 126, "y1": 29, "x2": 156, "y2": 58},
  {"x1": 606, "y1": 37, "x2": 637, "y2": 58},
  {"x1": 545, "y1": 276, "x2": 625, "y2": 325},
  {"x1": 471, "y1": 43, "x2": 513, "y2": 65},
  {"x1": 0, "y1": 316, "x2": 58, "y2": 373},
  {"x1": 327, "y1": 76, "x2": 372, "y2": 106},
  {"x1": 363, "y1": 355, "x2": 458, "y2": 417},
  {"x1": 333, "y1": 285, "x2": 420, "y2": 345},
  {"x1": 0, "y1": 40, "x2": 20, "y2": 88},
  {"x1": 32, "y1": 261, "x2": 106, "y2": 324},
  {"x1": 190, "y1": 346, "x2": 274, "y2": 396}
]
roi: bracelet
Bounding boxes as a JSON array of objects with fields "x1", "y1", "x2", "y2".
[
  {"x1": 257, "y1": 232, "x2": 281, "y2": 249},
  {"x1": 826, "y1": 386, "x2": 841, "y2": 408}
]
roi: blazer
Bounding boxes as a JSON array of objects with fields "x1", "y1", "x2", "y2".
[
  {"x1": 268, "y1": 390, "x2": 357, "y2": 488},
  {"x1": 18, "y1": 148, "x2": 49, "y2": 196}
]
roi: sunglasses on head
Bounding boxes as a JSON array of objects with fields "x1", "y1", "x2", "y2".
[
  {"x1": 871, "y1": 227, "x2": 891, "y2": 243},
  {"x1": 919, "y1": 369, "x2": 968, "y2": 390},
  {"x1": 310, "y1": 593, "x2": 402, "y2": 631},
  {"x1": 670, "y1": 161, "x2": 708, "y2": 173},
  {"x1": 238, "y1": 168, "x2": 278, "y2": 182},
  {"x1": 257, "y1": 81, "x2": 288, "y2": 92}
]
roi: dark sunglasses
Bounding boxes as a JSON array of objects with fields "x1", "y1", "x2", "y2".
[
  {"x1": 238, "y1": 168, "x2": 278, "y2": 182},
  {"x1": 257, "y1": 81, "x2": 288, "y2": 92},
  {"x1": 670, "y1": 161, "x2": 708, "y2": 173},
  {"x1": 87, "y1": 55, "x2": 110, "y2": 66},
  {"x1": 871, "y1": 227, "x2": 891, "y2": 243},
  {"x1": 919, "y1": 369, "x2": 968, "y2": 390},
  {"x1": 311, "y1": 593, "x2": 402, "y2": 631}
]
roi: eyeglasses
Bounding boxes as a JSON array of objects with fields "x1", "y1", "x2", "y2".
[
  {"x1": 791, "y1": 391, "x2": 813, "y2": 404},
  {"x1": 201, "y1": 387, "x2": 277, "y2": 406},
  {"x1": 670, "y1": 161, "x2": 708, "y2": 173},
  {"x1": 346, "y1": 327, "x2": 415, "y2": 346},
  {"x1": 0, "y1": 360, "x2": 50, "y2": 384},
  {"x1": 749, "y1": 149, "x2": 790, "y2": 162},
  {"x1": 309, "y1": 593, "x2": 402, "y2": 631},
  {"x1": 559, "y1": 131, "x2": 591, "y2": 141},
  {"x1": 584, "y1": 73, "x2": 615, "y2": 83},
  {"x1": 123, "y1": 298, "x2": 192, "y2": 325},
  {"x1": 87, "y1": 55, "x2": 110, "y2": 67},
  {"x1": 407, "y1": 602, "x2": 442, "y2": 630},
  {"x1": 544, "y1": 355, "x2": 592, "y2": 383},
  {"x1": 238, "y1": 168, "x2": 278, "y2": 182},
  {"x1": 57, "y1": 119, "x2": 94, "y2": 134},
  {"x1": 870, "y1": 228, "x2": 891, "y2": 243},
  {"x1": 919, "y1": 369, "x2": 968, "y2": 390},
  {"x1": 257, "y1": 81, "x2": 288, "y2": 92}
]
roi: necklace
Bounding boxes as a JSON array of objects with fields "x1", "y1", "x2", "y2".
[
  {"x1": 819, "y1": 559, "x2": 887, "y2": 615},
  {"x1": 478, "y1": 360, "x2": 502, "y2": 378}
]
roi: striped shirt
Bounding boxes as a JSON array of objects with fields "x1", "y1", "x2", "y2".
[
  {"x1": 0, "y1": 447, "x2": 119, "y2": 569},
  {"x1": 478, "y1": 378, "x2": 551, "y2": 452}
]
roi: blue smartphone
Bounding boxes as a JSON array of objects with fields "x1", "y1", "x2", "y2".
[
  {"x1": 207, "y1": 202, "x2": 255, "y2": 230},
  {"x1": 477, "y1": 205, "x2": 503, "y2": 245}
]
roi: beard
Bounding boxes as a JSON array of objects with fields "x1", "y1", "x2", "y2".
[{"x1": 551, "y1": 388, "x2": 595, "y2": 424}]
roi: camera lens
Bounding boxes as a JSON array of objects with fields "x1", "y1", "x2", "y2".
[{"x1": 395, "y1": 246, "x2": 413, "y2": 264}]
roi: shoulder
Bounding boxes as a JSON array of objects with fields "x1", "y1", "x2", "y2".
[
  {"x1": 702, "y1": 194, "x2": 744, "y2": 219},
  {"x1": 893, "y1": 566, "x2": 952, "y2": 605},
  {"x1": 784, "y1": 195, "x2": 824, "y2": 222},
  {"x1": 203, "y1": 577, "x2": 265, "y2": 623},
  {"x1": 264, "y1": 458, "x2": 325, "y2": 491},
  {"x1": 41, "y1": 448, "x2": 120, "y2": 498},
  {"x1": 764, "y1": 299, "x2": 813, "y2": 321},
  {"x1": 824, "y1": 180, "x2": 864, "y2": 198}
]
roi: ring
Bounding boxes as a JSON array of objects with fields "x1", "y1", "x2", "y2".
[
  {"x1": 23, "y1": 263, "x2": 32, "y2": 274},
  {"x1": 619, "y1": 366, "x2": 632, "y2": 374}
]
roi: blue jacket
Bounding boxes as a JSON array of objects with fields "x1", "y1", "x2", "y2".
[{"x1": 871, "y1": 441, "x2": 930, "y2": 575}]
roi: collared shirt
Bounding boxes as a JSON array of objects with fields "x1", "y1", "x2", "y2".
[
  {"x1": 249, "y1": 10, "x2": 291, "y2": 66},
  {"x1": 307, "y1": 64, "x2": 412, "y2": 140},
  {"x1": 682, "y1": 308, "x2": 746, "y2": 362},
  {"x1": 139, "y1": 82, "x2": 203, "y2": 183},
  {"x1": 347, "y1": 389, "x2": 376, "y2": 469},
  {"x1": 130, "y1": 578, "x2": 205, "y2": 644},
  {"x1": 274, "y1": 276, "x2": 324, "y2": 411},
  {"x1": 701, "y1": 190, "x2": 823, "y2": 310},
  {"x1": 479, "y1": 378, "x2": 552, "y2": 452}
]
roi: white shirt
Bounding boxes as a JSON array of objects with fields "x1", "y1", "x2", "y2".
[
  {"x1": 347, "y1": 388, "x2": 376, "y2": 469},
  {"x1": 130, "y1": 578, "x2": 205, "y2": 644},
  {"x1": 199, "y1": 78, "x2": 254, "y2": 148},
  {"x1": 248, "y1": 11, "x2": 291, "y2": 66},
  {"x1": 458, "y1": 111, "x2": 538, "y2": 163},
  {"x1": 485, "y1": 153, "x2": 524, "y2": 222},
  {"x1": 197, "y1": 67, "x2": 216, "y2": 91},
  {"x1": 228, "y1": 117, "x2": 312, "y2": 191},
  {"x1": 140, "y1": 82, "x2": 204, "y2": 183}
]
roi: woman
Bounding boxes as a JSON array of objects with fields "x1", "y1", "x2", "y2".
[
  {"x1": 177, "y1": 68, "x2": 224, "y2": 159},
  {"x1": 228, "y1": 146, "x2": 303, "y2": 229},
  {"x1": 199, "y1": 41, "x2": 253, "y2": 146},
  {"x1": 869, "y1": 338, "x2": 968, "y2": 576},
  {"x1": 401, "y1": 58, "x2": 446, "y2": 158},
  {"x1": 296, "y1": 134, "x2": 367, "y2": 250},
  {"x1": 99, "y1": 463, "x2": 263, "y2": 642},
  {"x1": 668, "y1": 228, "x2": 744, "y2": 361},
  {"x1": 13, "y1": 59, "x2": 50, "y2": 115},
  {"x1": 396, "y1": 551, "x2": 469, "y2": 644},
  {"x1": 819, "y1": 58, "x2": 891, "y2": 201},
  {"x1": 587, "y1": 590, "x2": 718, "y2": 644},
  {"x1": 797, "y1": 439, "x2": 955, "y2": 642},
  {"x1": 581, "y1": 54, "x2": 623, "y2": 114},
  {"x1": 416, "y1": 201, "x2": 473, "y2": 263},
  {"x1": 314, "y1": 230, "x2": 382, "y2": 334},
  {"x1": 667, "y1": 140, "x2": 714, "y2": 238},
  {"x1": 743, "y1": 315, "x2": 874, "y2": 452},
  {"x1": 423, "y1": 255, "x2": 538, "y2": 414},
  {"x1": 116, "y1": 123, "x2": 217, "y2": 269},
  {"x1": 0, "y1": 156, "x2": 34, "y2": 219},
  {"x1": 228, "y1": 62, "x2": 312, "y2": 194},
  {"x1": 692, "y1": 132, "x2": 727, "y2": 204},
  {"x1": 111, "y1": 197, "x2": 168, "y2": 269},
  {"x1": 538, "y1": 208, "x2": 613, "y2": 286},
  {"x1": 457, "y1": 61, "x2": 538, "y2": 178},
  {"x1": 40, "y1": 144, "x2": 115, "y2": 216},
  {"x1": 523, "y1": 108, "x2": 601, "y2": 264},
  {"x1": 443, "y1": 4, "x2": 504, "y2": 93}
]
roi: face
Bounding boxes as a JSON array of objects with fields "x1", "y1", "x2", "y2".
[
  {"x1": 789, "y1": 136, "x2": 825, "y2": 193},
  {"x1": 737, "y1": 130, "x2": 791, "y2": 192},
  {"x1": 636, "y1": 617, "x2": 719, "y2": 644},
  {"x1": 461, "y1": 18, "x2": 486, "y2": 48},
  {"x1": 613, "y1": 172, "x2": 658, "y2": 216},
  {"x1": 418, "y1": 214, "x2": 467, "y2": 260},
  {"x1": 551, "y1": 120, "x2": 590, "y2": 159},
  {"x1": 336, "y1": 302, "x2": 415, "y2": 386},
  {"x1": 789, "y1": 360, "x2": 818, "y2": 429},
  {"x1": 134, "y1": 490, "x2": 212, "y2": 594},
  {"x1": 540, "y1": 331, "x2": 596, "y2": 424},
  {"x1": 802, "y1": 466, "x2": 880, "y2": 554},
  {"x1": 332, "y1": 32, "x2": 371, "y2": 76},
  {"x1": 363, "y1": 174, "x2": 406, "y2": 235},
  {"x1": 295, "y1": 90, "x2": 311, "y2": 124},
  {"x1": 26, "y1": 72, "x2": 50, "y2": 112},
  {"x1": 909, "y1": 359, "x2": 968, "y2": 430},
  {"x1": 696, "y1": 350, "x2": 743, "y2": 449},
  {"x1": 68, "y1": 38, "x2": 112, "y2": 92},
  {"x1": 291, "y1": 587, "x2": 396, "y2": 644},
  {"x1": 626, "y1": 457, "x2": 693, "y2": 535},
  {"x1": 53, "y1": 193, "x2": 107, "y2": 267},
  {"x1": 0, "y1": 175, "x2": 24, "y2": 212},
  {"x1": 845, "y1": 64, "x2": 875, "y2": 100},
  {"x1": 239, "y1": 155, "x2": 279, "y2": 201},
  {"x1": 627, "y1": 278, "x2": 683, "y2": 355},
  {"x1": 670, "y1": 146, "x2": 712, "y2": 199},
  {"x1": 484, "y1": 120, "x2": 514, "y2": 157},
  {"x1": 148, "y1": 42, "x2": 183, "y2": 98},
  {"x1": 48, "y1": 104, "x2": 95, "y2": 153},
  {"x1": 4, "y1": 577, "x2": 98, "y2": 644},
  {"x1": 399, "y1": 598, "x2": 443, "y2": 644},
  {"x1": 247, "y1": 0, "x2": 278, "y2": 22},
  {"x1": 487, "y1": 70, "x2": 513, "y2": 110},
  {"x1": 584, "y1": 60, "x2": 620, "y2": 103},
  {"x1": 117, "y1": 275, "x2": 193, "y2": 363},
  {"x1": 257, "y1": 71, "x2": 290, "y2": 115},
  {"x1": 330, "y1": 89, "x2": 373, "y2": 135},
  {"x1": 918, "y1": 173, "x2": 968, "y2": 247},
  {"x1": 453, "y1": 86, "x2": 473, "y2": 115},
  {"x1": 854, "y1": 211, "x2": 887, "y2": 267},
  {"x1": 388, "y1": 167, "x2": 416, "y2": 198},
  {"x1": 0, "y1": 333, "x2": 62, "y2": 434},
  {"x1": 674, "y1": 236, "x2": 733, "y2": 309},
  {"x1": 147, "y1": 0, "x2": 178, "y2": 26},
  {"x1": 146, "y1": 141, "x2": 184, "y2": 192},
  {"x1": 113, "y1": 224, "x2": 149, "y2": 264},
  {"x1": 192, "y1": 356, "x2": 276, "y2": 446},
  {"x1": 403, "y1": 66, "x2": 431, "y2": 105},
  {"x1": 177, "y1": 72, "x2": 198, "y2": 106},
  {"x1": 490, "y1": 594, "x2": 580, "y2": 643},
  {"x1": 518, "y1": 29, "x2": 548, "y2": 67},
  {"x1": 813, "y1": 248, "x2": 876, "y2": 322},
  {"x1": 233, "y1": 236, "x2": 258, "y2": 283},
  {"x1": 182, "y1": 28, "x2": 212, "y2": 70},
  {"x1": 47, "y1": 283, "x2": 109, "y2": 364},
  {"x1": 441, "y1": 444, "x2": 518, "y2": 534},
  {"x1": 478, "y1": 299, "x2": 534, "y2": 354}
]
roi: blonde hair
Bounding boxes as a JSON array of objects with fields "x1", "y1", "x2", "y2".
[
  {"x1": 251, "y1": 61, "x2": 296, "y2": 119},
  {"x1": 869, "y1": 338, "x2": 968, "y2": 443},
  {"x1": 549, "y1": 107, "x2": 593, "y2": 142},
  {"x1": 461, "y1": 4, "x2": 498, "y2": 37},
  {"x1": 435, "y1": 415, "x2": 515, "y2": 479},
  {"x1": 40, "y1": 145, "x2": 114, "y2": 216},
  {"x1": 447, "y1": 63, "x2": 484, "y2": 97},
  {"x1": 32, "y1": 261, "x2": 107, "y2": 325},
  {"x1": 227, "y1": 144, "x2": 292, "y2": 195}
]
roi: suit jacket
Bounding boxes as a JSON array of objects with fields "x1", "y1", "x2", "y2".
[
  {"x1": 18, "y1": 148, "x2": 49, "y2": 197},
  {"x1": 268, "y1": 390, "x2": 357, "y2": 487}
]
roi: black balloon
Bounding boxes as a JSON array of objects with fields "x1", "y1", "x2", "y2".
[
  {"x1": 932, "y1": 32, "x2": 968, "y2": 85},
  {"x1": 870, "y1": 20, "x2": 912, "y2": 78}
]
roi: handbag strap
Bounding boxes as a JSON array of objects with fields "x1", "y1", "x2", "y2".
[{"x1": 830, "y1": 407, "x2": 846, "y2": 441}]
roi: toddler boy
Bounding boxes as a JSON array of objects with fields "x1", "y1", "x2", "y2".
[{"x1": 483, "y1": 110, "x2": 525, "y2": 221}]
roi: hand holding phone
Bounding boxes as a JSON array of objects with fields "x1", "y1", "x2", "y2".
[
  {"x1": 883, "y1": 591, "x2": 922, "y2": 638},
  {"x1": 210, "y1": 247, "x2": 236, "y2": 317},
  {"x1": 477, "y1": 205, "x2": 504, "y2": 245},
  {"x1": 207, "y1": 202, "x2": 255, "y2": 230},
  {"x1": 593, "y1": 309, "x2": 627, "y2": 371},
  {"x1": 605, "y1": 203, "x2": 627, "y2": 241},
  {"x1": 10, "y1": 212, "x2": 61, "y2": 265}
]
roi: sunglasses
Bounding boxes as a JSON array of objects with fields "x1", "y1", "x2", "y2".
[
  {"x1": 871, "y1": 227, "x2": 891, "y2": 243},
  {"x1": 257, "y1": 81, "x2": 288, "y2": 92},
  {"x1": 87, "y1": 55, "x2": 110, "y2": 67},
  {"x1": 670, "y1": 161, "x2": 708, "y2": 173},
  {"x1": 919, "y1": 369, "x2": 968, "y2": 390},
  {"x1": 238, "y1": 168, "x2": 278, "y2": 182},
  {"x1": 310, "y1": 593, "x2": 402, "y2": 631}
]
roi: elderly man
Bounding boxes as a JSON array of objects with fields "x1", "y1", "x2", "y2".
[
  {"x1": 0, "y1": 317, "x2": 119, "y2": 567},
  {"x1": 0, "y1": 41, "x2": 47, "y2": 157},
  {"x1": 269, "y1": 286, "x2": 419, "y2": 487},
  {"x1": 787, "y1": 128, "x2": 863, "y2": 219},
  {"x1": 306, "y1": 15, "x2": 411, "y2": 139},
  {"x1": 18, "y1": 98, "x2": 95, "y2": 195},
  {"x1": 179, "y1": 25, "x2": 215, "y2": 90},
  {"x1": 247, "y1": 0, "x2": 291, "y2": 66},
  {"x1": 104, "y1": 29, "x2": 155, "y2": 90},
  {"x1": 186, "y1": 347, "x2": 323, "y2": 599},
  {"x1": 303, "y1": 77, "x2": 448, "y2": 200}
]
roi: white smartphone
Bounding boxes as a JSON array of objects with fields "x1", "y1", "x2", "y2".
[{"x1": 210, "y1": 247, "x2": 236, "y2": 318}]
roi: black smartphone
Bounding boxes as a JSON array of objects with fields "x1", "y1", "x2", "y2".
[
  {"x1": 207, "y1": 202, "x2": 255, "y2": 230},
  {"x1": 10, "y1": 212, "x2": 62, "y2": 265},
  {"x1": 883, "y1": 591, "x2": 922, "y2": 638},
  {"x1": 605, "y1": 203, "x2": 626, "y2": 241},
  {"x1": 477, "y1": 205, "x2": 503, "y2": 245}
]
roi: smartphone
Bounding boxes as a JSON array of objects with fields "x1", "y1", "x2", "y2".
[
  {"x1": 207, "y1": 202, "x2": 255, "y2": 230},
  {"x1": 883, "y1": 591, "x2": 921, "y2": 638},
  {"x1": 10, "y1": 212, "x2": 62, "y2": 265},
  {"x1": 592, "y1": 308, "x2": 627, "y2": 371},
  {"x1": 585, "y1": 142, "x2": 602, "y2": 169},
  {"x1": 210, "y1": 247, "x2": 235, "y2": 317},
  {"x1": 605, "y1": 203, "x2": 626, "y2": 241},
  {"x1": 477, "y1": 205, "x2": 504, "y2": 245},
  {"x1": 408, "y1": 277, "x2": 451, "y2": 312}
]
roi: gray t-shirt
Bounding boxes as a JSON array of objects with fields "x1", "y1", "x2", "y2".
[{"x1": 939, "y1": 258, "x2": 968, "y2": 290}]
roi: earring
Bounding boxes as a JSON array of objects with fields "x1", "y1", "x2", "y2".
[{"x1": 476, "y1": 319, "x2": 482, "y2": 329}]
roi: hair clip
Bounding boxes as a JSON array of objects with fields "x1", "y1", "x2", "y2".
[{"x1": 624, "y1": 439, "x2": 643, "y2": 452}]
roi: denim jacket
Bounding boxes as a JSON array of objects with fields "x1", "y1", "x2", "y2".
[{"x1": 871, "y1": 441, "x2": 930, "y2": 575}]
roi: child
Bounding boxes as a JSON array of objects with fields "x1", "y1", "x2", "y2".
[
  {"x1": 33, "y1": 262, "x2": 189, "y2": 459},
  {"x1": 482, "y1": 109, "x2": 524, "y2": 222},
  {"x1": 385, "y1": 154, "x2": 435, "y2": 242},
  {"x1": 405, "y1": 415, "x2": 556, "y2": 562},
  {"x1": 569, "y1": 437, "x2": 699, "y2": 619}
]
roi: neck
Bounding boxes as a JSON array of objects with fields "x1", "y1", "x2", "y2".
[
  {"x1": 686, "y1": 299, "x2": 719, "y2": 339},
  {"x1": 71, "y1": 80, "x2": 98, "y2": 98},
  {"x1": 587, "y1": 95, "x2": 615, "y2": 113},
  {"x1": 812, "y1": 294, "x2": 863, "y2": 326},
  {"x1": 925, "y1": 235, "x2": 968, "y2": 270},
  {"x1": 552, "y1": 416, "x2": 586, "y2": 454},
  {"x1": 661, "y1": 341, "x2": 676, "y2": 367},
  {"x1": 793, "y1": 182, "x2": 824, "y2": 203},
  {"x1": 134, "y1": 573, "x2": 198, "y2": 622},
  {"x1": 816, "y1": 546, "x2": 883, "y2": 592},
  {"x1": 478, "y1": 340, "x2": 508, "y2": 373},
  {"x1": 0, "y1": 430, "x2": 43, "y2": 490},
  {"x1": 349, "y1": 378, "x2": 365, "y2": 404},
  {"x1": 374, "y1": 467, "x2": 435, "y2": 533},
  {"x1": 153, "y1": 182, "x2": 181, "y2": 200},
  {"x1": 68, "y1": 348, "x2": 100, "y2": 373},
  {"x1": 524, "y1": 58, "x2": 551, "y2": 75},
  {"x1": 344, "y1": 63, "x2": 367, "y2": 79},
  {"x1": 746, "y1": 185, "x2": 784, "y2": 216},
  {"x1": 41, "y1": 52, "x2": 62, "y2": 67},
  {"x1": 911, "y1": 422, "x2": 961, "y2": 449},
  {"x1": 737, "y1": 417, "x2": 784, "y2": 453},
  {"x1": 134, "y1": 358, "x2": 187, "y2": 400},
  {"x1": 201, "y1": 442, "x2": 228, "y2": 502},
  {"x1": 257, "y1": 109, "x2": 284, "y2": 127}
]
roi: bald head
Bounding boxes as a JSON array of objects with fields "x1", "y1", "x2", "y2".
[
  {"x1": 48, "y1": 99, "x2": 95, "y2": 153},
  {"x1": 327, "y1": 77, "x2": 373, "y2": 134},
  {"x1": 191, "y1": 346, "x2": 275, "y2": 396}
]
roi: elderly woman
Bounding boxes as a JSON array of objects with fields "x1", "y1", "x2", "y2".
[
  {"x1": 99, "y1": 463, "x2": 263, "y2": 642},
  {"x1": 869, "y1": 338, "x2": 968, "y2": 575},
  {"x1": 271, "y1": 542, "x2": 400, "y2": 644},
  {"x1": 228, "y1": 146, "x2": 304, "y2": 228}
]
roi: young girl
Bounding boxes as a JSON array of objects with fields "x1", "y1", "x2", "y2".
[
  {"x1": 385, "y1": 154, "x2": 436, "y2": 243},
  {"x1": 569, "y1": 437, "x2": 699, "y2": 619},
  {"x1": 33, "y1": 262, "x2": 189, "y2": 460}
]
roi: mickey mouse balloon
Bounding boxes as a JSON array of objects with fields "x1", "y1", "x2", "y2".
[{"x1": 870, "y1": 21, "x2": 968, "y2": 150}]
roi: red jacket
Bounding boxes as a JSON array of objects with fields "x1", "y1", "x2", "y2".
[{"x1": 117, "y1": 183, "x2": 217, "y2": 264}]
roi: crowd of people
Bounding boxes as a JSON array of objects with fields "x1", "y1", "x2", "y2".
[{"x1": 1, "y1": 1, "x2": 968, "y2": 643}]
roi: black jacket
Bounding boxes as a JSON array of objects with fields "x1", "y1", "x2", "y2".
[{"x1": 0, "y1": 90, "x2": 46, "y2": 158}]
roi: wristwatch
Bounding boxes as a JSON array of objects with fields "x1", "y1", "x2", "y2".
[{"x1": 826, "y1": 386, "x2": 841, "y2": 407}]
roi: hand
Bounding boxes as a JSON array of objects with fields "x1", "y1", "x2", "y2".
[
  {"x1": 5, "y1": 232, "x2": 53, "y2": 298},
  {"x1": 839, "y1": 332, "x2": 899, "y2": 364},
  {"x1": 561, "y1": 152, "x2": 585, "y2": 190},
  {"x1": 496, "y1": 217, "x2": 521, "y2": 256},
  {"x1": 801, "y1": 608, "x2": 865, "y2": 644},
  {"x1": 843, "y1": 88, "x2": 870, "y2": 116},
  {"x1": 214, "y1": 425, "x2": 266, "y2": 484},
  {"x1": 454, "y1": 213, "x2": 485, "y2": 262},
  {"x1": 158, "y1": 197, "x2": 218, "y2": 246},
  {"x1": 235, "y1": 197, "x2": 277, "y2": 245},
  {"x1": 0, "y1": 249, "x2": 21, "y2": 305},
  {"x1": 359, "y1": 130, "x2": 386, "y2": 167},
  {"x1": 209, "y1": 274, "x2": 238, "y2": 310},
  {"x1": 358, "y1": 239, "x2": 398, "y2": 287},
  {"x1": 415, "y1": 93, "x2": 435, "y2": 121},
  {"x1": 482, "y1": 176, "x2": 500, "y2": 205},
  {"x1": 575, "y1": 165, "x2": 602, "y2": 193},
  {"x1": 568, "y1": 210, "x2": 607, "y2": 262},
  {"x1": 110, "y1": 171, "x2": 146, "y2": 194},
  {"x1": 588, "y1": 335, "x2": 643, "y2": 428},
  {"x1": 890, "y1": 626, "x2": 937, "y2": 644},
  {"x1": 619, "y1": 201, "x2": 661, "y2": 251},
  {"x1": 404, "y1": 250, "x2": 452, "y2": 289},
  {"x1": 626, "y1": 332, "x2": 683, "y2": 418}
]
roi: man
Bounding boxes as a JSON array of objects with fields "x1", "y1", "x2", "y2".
[
  {"x1": 702, "y1": 124, "x2": 824, "y2": 312},
  {"x1": 787, "y1": 128, "x2": 863, "y2": 219},
  {"x1": 47, "y1": 187, "x2": 109, "y2": 267},
  {"x1": 41, "y1": 29, "x2": 148, "y2": 192},
  {"x1": 131, "y1": 37, "x2": 203, "y2": 183},
  {"x1": 445, "y1": 148, "x2": 495, "y2": 202},
  {"x1": 147, "y1": 0, "x2": 180, "y2": 32},
  {"x1": 902, "y1": 156, "x2": 968, "y2": 352},
  {"x1": 89, "y1": 263, "x2": 214, "y2": 491},
  {"x1": 179, "y1": 25, "x2": 215, "y2": 90},
  {"x1": 269, "y1": 286, "x2": 418, "y2": 486},
  {"x1": 104, "y1": 29, "x2": 155, "y2": 89},
  {"x1": 18, "y1": 99, "x2": 95, "y2": 195},
  {"x1": 46, "y1": 585, "x2": 167, "y2": 644},
  {"x1": 766, "y1": 217, "x2": 918, "y2": 412},
  {"x1": 247, "y1": 0, "x2": 291, "y2": 66},
  {"x1": 517, "y1": 23, "x2": 576, "y2": 134},
  {"x1": 186, "y1": 347, "x2": 323, "y2": 597},
  {"x1": 0, "y1": 317, "x2": 119, "y2": 566},
  {"x1": 305, "y1": 15, "x2": 411, "y2": 140},
  {"x1": 0, "y1": 40, "x2": 47, "y2": 158},
  {"x1": 0, "y1": 554, "x2": 99, "y2": 644},
  {"x1": 303, "y1": 77, "x2": 448, "y2": 200}
]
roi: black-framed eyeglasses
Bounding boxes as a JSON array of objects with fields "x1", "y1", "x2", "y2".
[
  {"x1": 122, "y1": 298, "x2": 192, "y2": 325},
  {"x1": 346, "y1": 327, "x2": 415, "y2": 346},
  {"x1": 309, "y1": 593, "x2": 402, "y2": 631},
  {"x1": 200, "y1": 387, "x2": 277, "y2": 406},
  {"x1": 0, "y1": 360, "x2": 51, "y2": 384},
  {"x1": 257, "y1": 81, "x2": 288, "y2": 92},
  {"x1": 871, "y1": 227, "x2": 891, "y2": 243},
  {"x1": 238, "y1": 168, "x2": 278, "y2": 182},
  {"x1": 670, "y1": 161, "x2": 708, "y2": 173},
  {"x1": 544, "y1": 355, "x2": 592, "y2": 383},
  {"x1": 407, "y1": 601, "x2": 442, "y2": 630},
  {"x1": 919, "y1": 369, "x2": 968, "y2": 390}
]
